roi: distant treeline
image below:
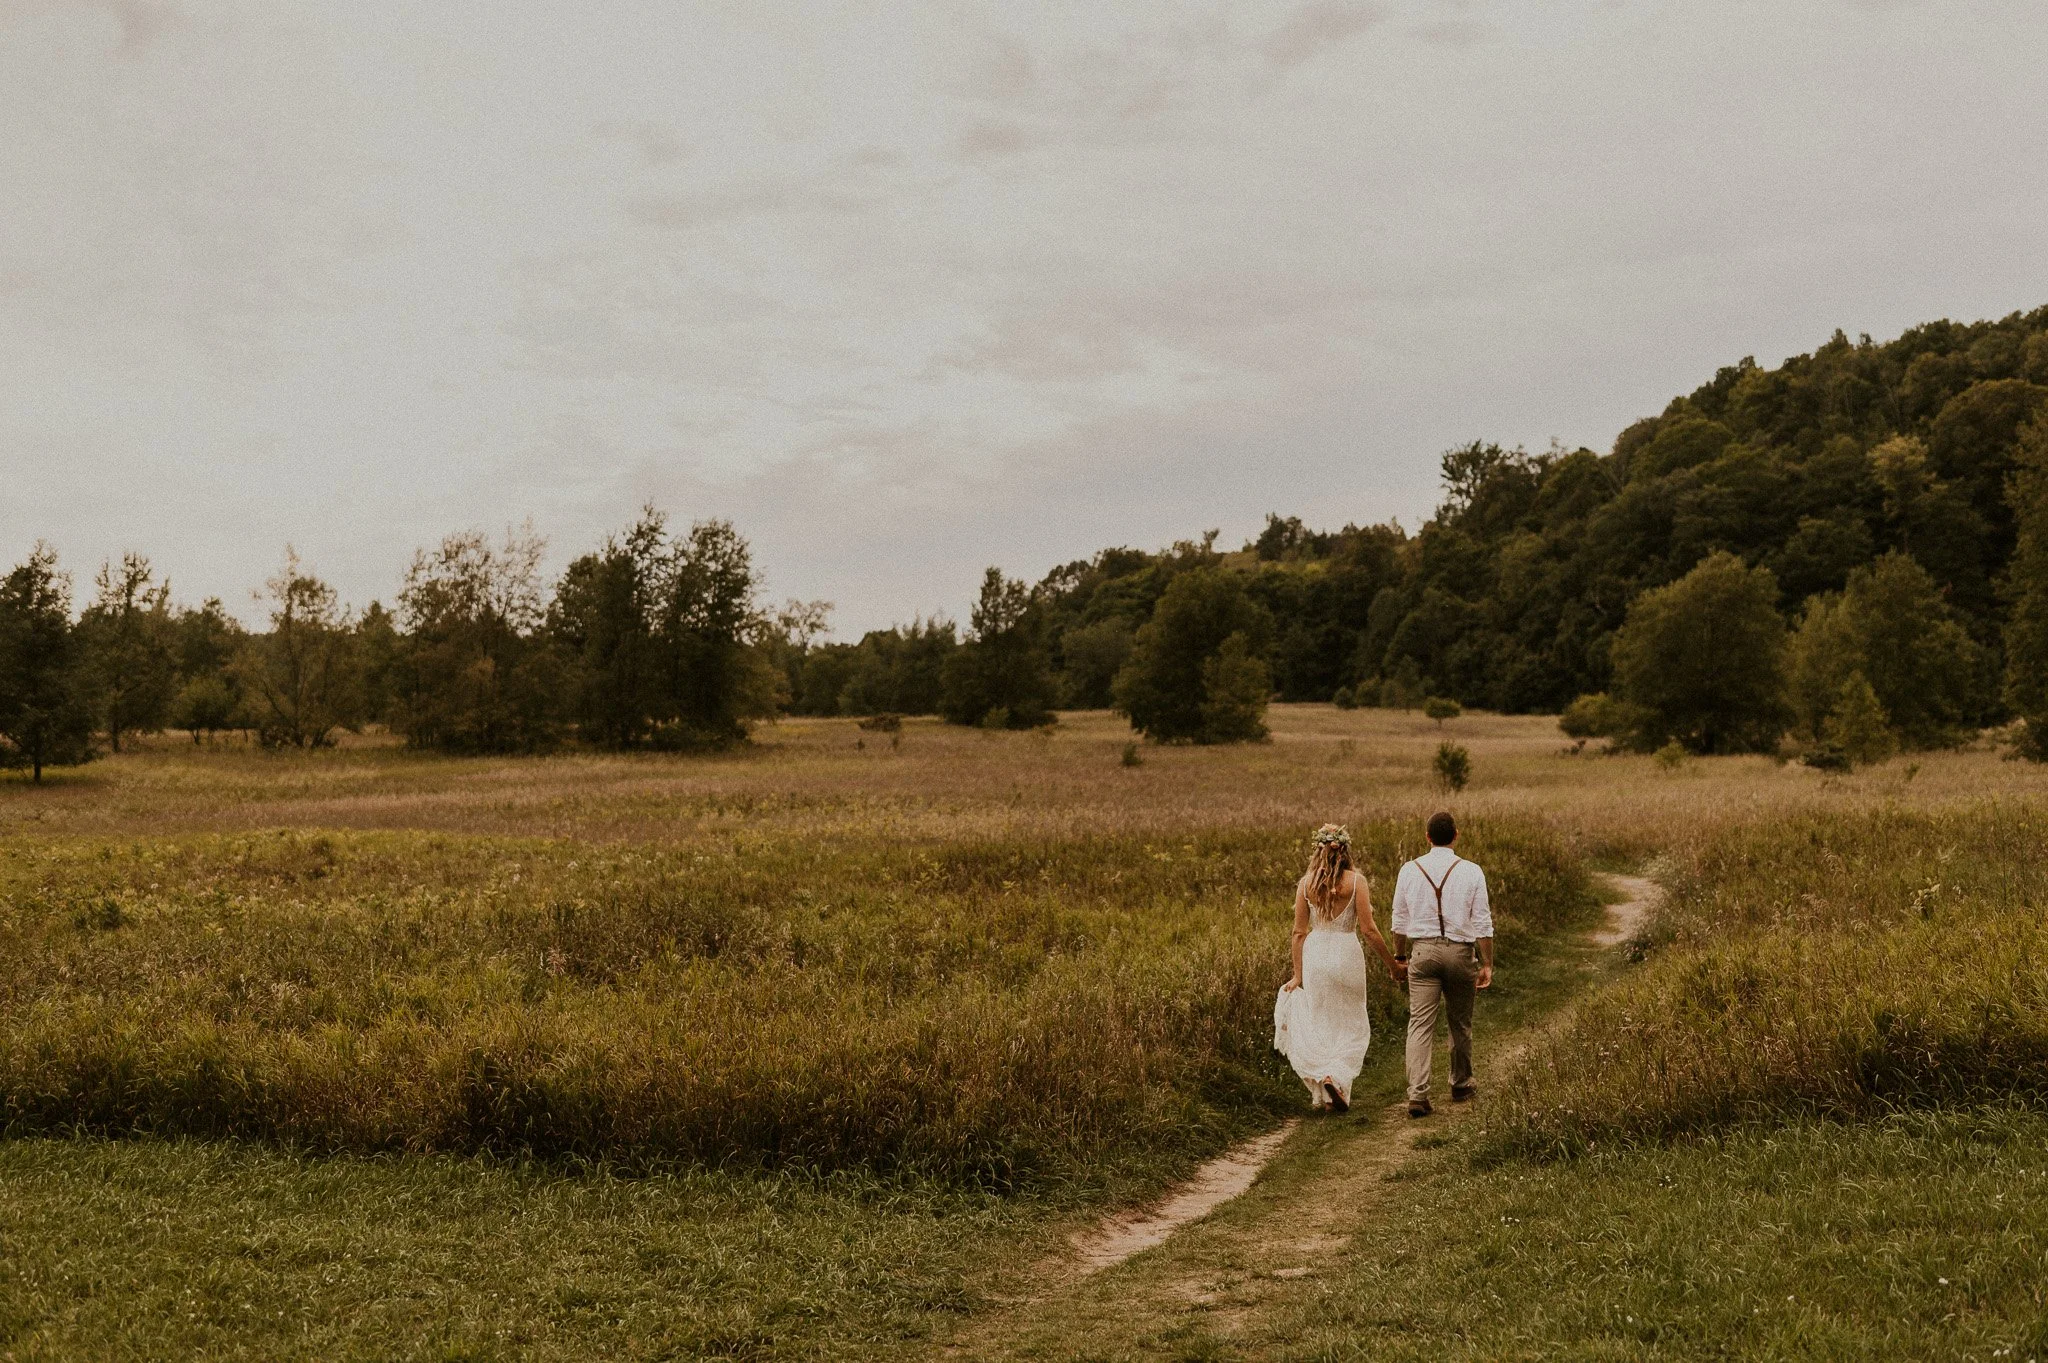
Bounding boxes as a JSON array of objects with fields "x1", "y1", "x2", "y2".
[
  {"x1": 784, "y1": 307, "x2": 2048, "y2": 758},
  {"x1": 5, "y1": 308, "x2": 2048, "y2": 775}
]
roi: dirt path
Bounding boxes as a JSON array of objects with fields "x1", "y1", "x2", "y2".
[{"x1": 935, "y1": 872, "x2": 1662, "y2": 1359}]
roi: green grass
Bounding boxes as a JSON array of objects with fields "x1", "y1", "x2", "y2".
[
  {"x1": 0, "y1": 1136, "x2": 1032, "y2": 1361},
  {"x1": 1261, "y1": 1109, "x2": 2048, "y2": 1362},
  {"x1": 1483, "y1": 803, "x2": 2048, "y2": 1160}
]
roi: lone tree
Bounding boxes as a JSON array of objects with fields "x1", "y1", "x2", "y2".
[
  {"x1": 0, "y1": 545, "x2": 97, "y2": 781},
  {"x1": 1611, "y1": 551, "x2": 1790, "y2": 754},
  {"x1": 1423, "y1": 696, "x2": 1462, "y2": 727},
  {"x1": 76, "y1": 552, "x2": 178, "y2": 752},
  {"x1": 1113, "y1": 568, "x2": 1273, "y2": 743}
]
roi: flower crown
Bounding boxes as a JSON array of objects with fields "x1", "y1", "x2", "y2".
[{"x1": 1312, "y1": 825, "x2": 1351, "y2": 849}]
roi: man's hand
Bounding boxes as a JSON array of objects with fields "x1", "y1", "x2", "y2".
[
  {"x1": 1475, "y1": 964, "x2": 1494, "y2": 990},
  {"x1": 1391, "y1": 960, "x2": 1408, "y2": 984}
]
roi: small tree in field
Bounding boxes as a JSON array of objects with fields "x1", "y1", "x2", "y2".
[
  {"x1": 1824, "y1": 672, "x2": 1898, "y2": 767},
  {"x1": 1611, "y1": 552, "x2": 1789, "y2": 754},
  {"x1": 0, "y1": 545, "x2": 97, "y2": 781},
  {"x1": 1432, "y1": 740, "x2": 1470, "y2": 792},
  {"x1": 1423, "y1": 696, "x2": 1462, "y2": 727}
]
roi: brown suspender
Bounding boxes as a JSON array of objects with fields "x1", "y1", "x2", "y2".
[{"x1": 1416, "y1": 855, "x2": 1460, "y2": 939}]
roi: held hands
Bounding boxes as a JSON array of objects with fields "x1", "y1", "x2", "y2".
[{"x1": 1389, "y1": 959, "x2": 1408, "y2": 984}]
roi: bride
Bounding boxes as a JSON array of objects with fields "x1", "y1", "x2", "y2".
[{"x1": 1273, "y1": 824, "x2": 1402, "y2": 1113}]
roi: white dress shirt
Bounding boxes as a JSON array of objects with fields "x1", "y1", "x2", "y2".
[{"x1": 1391, "y1": 845, "x2": 1494, "y2": 943}]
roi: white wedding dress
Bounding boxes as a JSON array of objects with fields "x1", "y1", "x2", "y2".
[{"x1": 1272, "y1": 877, "x2": 1372, "y2": 1107}]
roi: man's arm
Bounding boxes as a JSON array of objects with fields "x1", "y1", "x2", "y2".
[
  {"x1": 1470, "y1": 867, "x2": 1495, "y2": 987},
  {"x1": 1389, "y1": 863, "x2": 1414, "y2": 961}
]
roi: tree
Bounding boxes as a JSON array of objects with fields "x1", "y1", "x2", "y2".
[
  {"x1": 1610, "y1": 552, "x2": 1789, "y2": 754},
  {"x1": 0, "y1": 545, "x2": 97, "y2": 781},
  {"x1": 2004, "y1": 413, "x2": 2048, "y2": 759},
  {"x1": 1824, "y1": 672, "x2": 1898, "y2": 767},
  {"x1": 169, "y1": 597, "x2": 249, "y2": 739},
  {"x1": 232, "y1": 549, "x2": 363, "y2": 749},
  {"x1": 549, "y1": 508, "x2": 769, "y2": 749},
  {"x1": 1113, "y1": 568, "x2": 1273, "y2": 742},
  {"x1": 1197, "y1": 633, "x2": 1272, "y2": 743},
  {"x1": 1423, "y1": 696, "x2": 1462, "y2": 727},
  {"x1": 75, "y1": 552, "x2": 177, "y2": 752},
  {"x1": 938, "y1": 569, "x2": 1053, "y2": 728},
  {"x1": 1839, "y1": 552, "x2": 1986, "y2": 747},
  {"x1": 1433, "y1": 741, "x2": 1471, "y2": 792},
  {"x1": 171, "y1": 674, "x2": 242, "y2": 744},
  {"x1": 1786, "y1": 593, "x2": 1858, "y2": 743},
  {"x1": 391, "y1": 527, "x2": 559, "y2": 753}
]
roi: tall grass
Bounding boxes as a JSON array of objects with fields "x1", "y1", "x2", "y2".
[
  {"x1": 0, "y1": 820, "x2": 1589, "y2": 1187},
  {"x1": 1483, "y1": 803, "x2": 2048, "y2": 1159}
]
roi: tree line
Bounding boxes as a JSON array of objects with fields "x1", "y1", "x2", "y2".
[
  {"x1": 778, "y1": 307, "x2": 2048, "y2": 760},
  {"x1": 6, "y1": 307, "x2": 2048, "y2": 775},
  {"x1": 0, "y1": 510, "x2": 776, "y2": 779}
]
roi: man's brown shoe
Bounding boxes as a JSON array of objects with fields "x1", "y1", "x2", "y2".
[
  {"x1": 1451, "y1": 1084, "x2": 1477, "y2": 1103},
  {"x1": 1407, "y1": 1100, "x2": 1433, "y2": 1118}
]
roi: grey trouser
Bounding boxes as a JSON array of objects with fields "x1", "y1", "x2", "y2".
[{"x1": 1405, "y1": 938, "x2": 1476, "y2": 1104}]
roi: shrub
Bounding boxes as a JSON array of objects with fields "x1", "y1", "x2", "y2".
[
  {"x1": 1120, "y1": 740, "x2": 1143, "y2": 767},
  {"x1": 1432, "y1": 741, "x2": 1470, "y2": 792},
  {"x1": 1558, "y1": 692, "x2": 1630, "y2": 740},
  {"x1": 1332, "y1": 685, "x2": 1358, "y2": 710},
  {"x1": 1653, "y1": 740, "x2": 1688, "y2": 770}
]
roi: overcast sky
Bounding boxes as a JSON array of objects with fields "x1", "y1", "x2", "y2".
[{"x1": 5, "y1": 0, "x2": 2046, "y2": 633}]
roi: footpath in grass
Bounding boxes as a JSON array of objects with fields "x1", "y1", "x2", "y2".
[
  {"x1": 934, "y1": 858, "x2": 2048, "y2": 1363},
  {"x1": 928, "y1": 874, "x2": 1632, "y2": 1361}
]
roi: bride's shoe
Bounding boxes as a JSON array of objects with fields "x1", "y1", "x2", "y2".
[{"x1": 1320, "y1": 1078, "x2": 1349, "y2": 1115}]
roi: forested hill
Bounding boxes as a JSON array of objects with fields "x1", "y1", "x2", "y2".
[{"x1": 796, "y1": 306, "x2": 2048, "y2": 720}]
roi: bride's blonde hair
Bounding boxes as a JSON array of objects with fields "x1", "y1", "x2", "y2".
[{"x1": 1305, "y1": 824, "x2": 1354, "y2": 916}]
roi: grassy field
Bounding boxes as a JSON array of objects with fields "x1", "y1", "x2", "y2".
[{"x1": 3, "y1": 707, "x2": 2047, "y2": 1359}]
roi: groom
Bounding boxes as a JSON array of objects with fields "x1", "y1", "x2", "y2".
[{"x1": 1390, "y1": 811, "x2": 1495, "y2": 1118}]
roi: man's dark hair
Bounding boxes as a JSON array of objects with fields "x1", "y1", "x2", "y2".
[{"x1": 1427, "y1": 811, "x2": 1457, "y2": 846}]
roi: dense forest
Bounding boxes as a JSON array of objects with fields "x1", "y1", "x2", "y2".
[{"x1": 5, "y1": 307, "x2": 2048, "y2": 773}]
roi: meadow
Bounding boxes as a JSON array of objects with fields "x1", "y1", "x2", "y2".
[{"x1": 3, "y1": 708, "x2": 2047, "y2": 1359}]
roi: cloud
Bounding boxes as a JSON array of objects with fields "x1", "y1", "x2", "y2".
[
  {"x1": 1412, "y1": 19, "x2": 1492, "y2": 49},
  {"x1": 1261, "y1": 0, "x2": 1387, "y2": 72},
  {"x1": 952, "y1": 119, "x2": 1037, "y2": 162},
  {"x1": 592, "y1": 120, "x2": 690, "y2": 166}
]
